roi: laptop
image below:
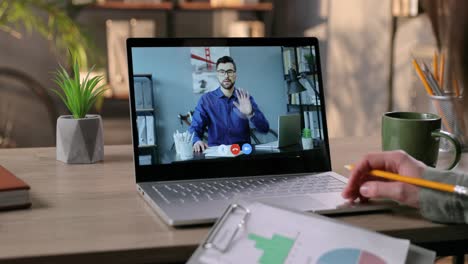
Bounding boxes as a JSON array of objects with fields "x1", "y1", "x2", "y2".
[
  {"x1": 127, "y1": 37, "x2": 395, "y2": 226},
  {"x1": 255, "y1": 114, "x2": 301, "y2": 149}
]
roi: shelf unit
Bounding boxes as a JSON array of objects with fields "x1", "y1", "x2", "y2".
[
  {"x1": 282, "y1": 46, "x2": 323, "y2": 140},
  {"x1": 90, "y1": 2, "x2": 174, "y2": 10},
  {"x1": 89, "y1": 1, "x2": 272, "y2": 11},
  {"x1": 178, "y1": 2, "x2": 273, "y2": 11},
  {"x1": 134, "y1": 73, "x2": 159, "y2": 165},
  {"x1": 83, "y1": 0, "x2": 273, "y2": 38},
  {"x1": 80, "y1": 1, "x2": 274, "y2": 100}
]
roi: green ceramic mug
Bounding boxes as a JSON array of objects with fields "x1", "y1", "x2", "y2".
[{"x1": 382, "y1": 112, "x2": 461, "y2": 170}]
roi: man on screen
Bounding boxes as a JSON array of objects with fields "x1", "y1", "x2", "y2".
[{"x1": 190, "y1": 56, "x2": 270, "y2": 152}]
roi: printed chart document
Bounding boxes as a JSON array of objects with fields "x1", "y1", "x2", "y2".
[{"x1": 188, "y1": 202, "x2": 435, "y2": 264}]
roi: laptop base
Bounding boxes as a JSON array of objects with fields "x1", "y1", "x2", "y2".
[{"x1": 137, "y1": 172, "x2": 398, "y2": 227}]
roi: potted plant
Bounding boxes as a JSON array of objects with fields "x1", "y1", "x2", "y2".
[
  {"x1": 304, "y1": 53, "x2": 316, "y2": 73},
  {"x1": 0, "y1": 1, "x2": 97, "y2": 68},
  {"x1": 52, "y1": 55, "x2": 107, "y2": 164},
  {"x1": 301, "y1": 128, "x2": 313, "y2": 150}
]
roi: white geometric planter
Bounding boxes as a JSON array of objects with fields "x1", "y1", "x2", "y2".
[{"x1": 56, "y1": 115, "x2": 104, "y2": 164}]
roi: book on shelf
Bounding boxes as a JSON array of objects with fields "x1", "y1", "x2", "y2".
[
  {"x1": 137, "y1": 116, "x2": 147, "y2": 146},
  {"x1": 141, "y1": 79, "x2": 153, "y2": 109},
  {"x1": 307, "y1": 110, "x2": 320, "y2": 138},
  {"x1": 134, "y1": 80, "x2": 144, "y2": 109},
  {"x1": 303, "y1": 111, "x2": 310, "y2": 129},
  {"x1": 299, "y1": 76, "x2": 320, "y2": 105},
  {"x1": 289, "y1": 93, "x2": 300, "y2": 105},
  {"x1": 211, "y1": 0, "x2": 259, "y2": 7},
  {"x1": 146, "y1": 115, "x2": 155, "y2": 145},
  {"x1": 137, "y1": 115, "x2": 156, "y2": 147},
  {"x1": 298, "y1": 83, "x2": 311, "y2": 105},
  {"x1": 240, "y1": 0, "x2": 260, "y2": 3},
  {"x1": 392, "y1": 0, "x2": 419, "y2": 17},
  {"x1": 123, "y1": 0, "x2": 163, "y2": 4},
  {"x1": 139, "y1": 155, "x2": 152, "y2": 165},
  {"x1": 282, "y1": 48, "x2": 296, "y2": 75},
  {"x1": 228, "y1": 21, "x2": 265, "y2": 38},
  {"x1": 0, "y1": 165, "x2": 31, "y2": 211}
]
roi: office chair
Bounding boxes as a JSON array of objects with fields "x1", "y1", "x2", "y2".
[{"x1": 0, "y1": 67, "x2": 58, "y2": 148}]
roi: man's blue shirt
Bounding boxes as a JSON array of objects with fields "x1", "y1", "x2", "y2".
[{"x1": 189, "y1": 87, "x2": 269, "y2": 146}]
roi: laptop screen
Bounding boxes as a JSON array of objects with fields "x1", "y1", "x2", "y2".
[{"x1": 127, "y1": 38, "x2": 331, "y2": 182}]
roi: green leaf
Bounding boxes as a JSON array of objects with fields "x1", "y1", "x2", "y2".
[
  {"x1": 0, "y1": 0, "x2": 103, "y2": 68},
  {"x1": 50, "y1": 50, "x2": 106, "y2": 119}
]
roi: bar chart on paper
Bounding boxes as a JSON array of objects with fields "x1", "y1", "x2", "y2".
[
  {"x1": 247, "y1": 233, "x2": 295, "y2": 264},
  {"x1": 192, "y1": 203, "x2": 409, "y2": 264},
  {"x1": 247, "y1": 233, "x2": 386, "y2": 264},
  {"x1": 317, "y1": 248, "x2": 386, "y2": 264}
]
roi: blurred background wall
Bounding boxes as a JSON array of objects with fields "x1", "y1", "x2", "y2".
[{"x1": 0, "y1": 0, "x2": 435, "y2": 147}]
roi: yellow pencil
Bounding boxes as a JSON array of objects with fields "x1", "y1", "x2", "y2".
[
  {"x1": 412, "y1": 59, "x2": 434, "y2": 96},
  {"x1": 439, "y1": 53, "x2": 445, "y2": 88},
  {"x1": 411, "y1": 59, "x2": 452, "y2": 132},
  {"x1": 453, "y1": 78, "x2": 460, "y2": 97},
  {"x1": 344, "y1": 165, "x2": 468, "y2": 196},
  {"x1": 433, "y1": 51, "x2": 439, "y2": 82}
]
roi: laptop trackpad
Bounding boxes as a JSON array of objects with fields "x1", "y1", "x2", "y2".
[{"x1": 243, "y1": 195, "x2": 329, "y2": 212}]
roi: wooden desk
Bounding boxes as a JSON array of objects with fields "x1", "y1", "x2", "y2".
[{"x1": 1, "y1": 137, "x2": 467, "y2": 263}]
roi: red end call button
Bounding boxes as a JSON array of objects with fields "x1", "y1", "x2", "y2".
[{"x1": 230, "y1": 144, "x2": 241, "y2": 155}]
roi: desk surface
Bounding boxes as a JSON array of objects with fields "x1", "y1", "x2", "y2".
[{"x1": 1, "y1": 137, "x2": 467, "y2": 263}]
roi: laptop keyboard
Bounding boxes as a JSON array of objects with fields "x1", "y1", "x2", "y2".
[{"x1": 151, "y1": 174, "x2": 345, "y2": 204}]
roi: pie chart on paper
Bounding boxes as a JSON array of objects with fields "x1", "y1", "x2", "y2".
[{"x1": 317, "y1": 248, "x2": 386, "y2": 264}]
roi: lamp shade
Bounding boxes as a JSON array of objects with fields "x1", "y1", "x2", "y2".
[{"x1": 287, "y1": 68, "x2": 306, "y2": 94}]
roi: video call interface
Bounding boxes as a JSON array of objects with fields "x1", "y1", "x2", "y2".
[{"x1": 131, "y1": 45, "x2": 326, "y2": 166}]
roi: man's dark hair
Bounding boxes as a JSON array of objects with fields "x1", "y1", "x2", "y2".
[{"x1": 216, "y1": 56, "x2": 236, "y2": 71}]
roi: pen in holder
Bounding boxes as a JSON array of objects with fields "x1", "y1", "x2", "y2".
[
  {"x1": 173, "y1": 130, "x2": 194, "y2": 159},
  {"x1": 412, "y1": 54, "x2": 467, "y2": 152},
  {"x1": 429, "y1": 94, "x2": 468, "y2": 151}
]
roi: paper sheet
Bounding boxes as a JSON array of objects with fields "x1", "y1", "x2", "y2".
[{"x1": 192, "y1": 202, "x2": 413, "y2": 264}]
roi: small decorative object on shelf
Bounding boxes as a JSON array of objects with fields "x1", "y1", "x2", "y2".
[
  {"x1": 301, "y1": 128, "x2": 313, "y2": 150},
  {"x1": 51, "y1": 53, "x2": 107, "y2": 164},
  {"x1": 392, "y1": 0, "x2": 419, "y2": 17},
  {"x1": 228, "y1": 20, "x2": 265, "y2": 37}
]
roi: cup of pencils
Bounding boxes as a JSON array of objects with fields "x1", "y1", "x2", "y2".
[
  {"x1": 412, "y1": 51, "x2": 467, "y2": 151},
  {"x1": 173, "y1": 130, "x2": 195, "y2": 159}
]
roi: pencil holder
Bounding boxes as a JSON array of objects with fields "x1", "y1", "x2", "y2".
[{"x1": 429, "y1": 94, "x2": 468, "y2": 151}]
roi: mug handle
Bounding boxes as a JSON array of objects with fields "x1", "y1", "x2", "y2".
[{"x1": 431, "y1": 129, "x2": 462, "y2": 170}]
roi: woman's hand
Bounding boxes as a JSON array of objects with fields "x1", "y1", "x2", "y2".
[{"x1": 342, "y1": 150, "x2": 427, "y2": 208}]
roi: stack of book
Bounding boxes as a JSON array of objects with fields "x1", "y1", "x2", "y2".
[{"x1": 0, "y1": 165, "x2": 31, "y2": 211}]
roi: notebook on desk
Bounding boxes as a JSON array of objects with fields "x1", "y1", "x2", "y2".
[{"x1": 126, "y1": 37, "x2": 397, "y2": 226}]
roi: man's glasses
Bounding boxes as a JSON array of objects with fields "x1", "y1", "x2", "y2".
[{"x1": 217, "y1": 70, "x2": 236, "y2": 77}]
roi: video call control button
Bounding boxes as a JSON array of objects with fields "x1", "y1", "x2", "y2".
[
  {"x1": 242, "y1": 143, "x2": 252, "y2": 155},
  {"x1": 230, "y1": 144, "x2": 241, "y2": 155}
]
